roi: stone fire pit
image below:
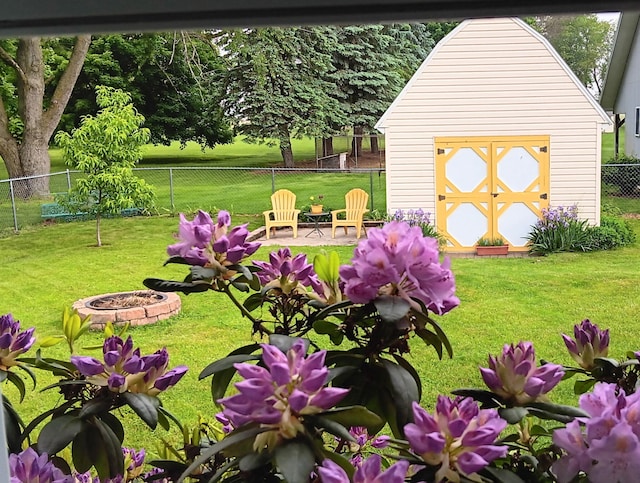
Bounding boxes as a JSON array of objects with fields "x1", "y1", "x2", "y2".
[{"x1": 73, "y1": 290, "x2": 181, "y2": 330}]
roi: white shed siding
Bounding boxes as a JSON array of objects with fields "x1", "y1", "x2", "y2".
[{"x1": 378, "y1": 17, "x2": 610, "y2": 226}]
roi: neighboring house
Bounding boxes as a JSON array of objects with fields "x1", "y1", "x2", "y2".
[
  {"x1": 375, "y1": 17, "x2": 612, "y2": 252},
  {"x1": 600, "y1": 11, "x2": 640, "y2": 158}
]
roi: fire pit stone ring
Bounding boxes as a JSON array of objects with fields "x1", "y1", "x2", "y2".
[{"x1": 72, "y1": 290, "x2": 181, "y2": 330}]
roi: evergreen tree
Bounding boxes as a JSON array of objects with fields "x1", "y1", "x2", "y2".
[{"x1": 217, "y1": 27, "x2": 343, "y2": 167}]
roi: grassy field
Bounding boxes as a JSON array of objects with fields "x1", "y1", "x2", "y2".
[{"x1": 1, "y1": 214, "x2": 640, "y2": 454}]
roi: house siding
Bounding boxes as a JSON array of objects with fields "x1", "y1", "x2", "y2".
[
  {"x1": 614, "y1": 31, "x2": 640, "y2": 156},
  {"x1": 378, "y1": 17, "x2": 609, "y2": 227}
]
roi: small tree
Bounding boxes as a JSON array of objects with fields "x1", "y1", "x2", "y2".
[{"x1": 55, "y1": 85, "x2": 155, "y2": 246}]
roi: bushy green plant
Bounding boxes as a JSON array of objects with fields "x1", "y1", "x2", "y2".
[
  {"x1": 526, "y1": 205, "x2": 592, "y2": 255},
  {"x1": 586, "y1": 214, "x2": 637, "y2": 250},
  {"x1": 476, "y1": 237, "x2": 505, "y2": 246}
]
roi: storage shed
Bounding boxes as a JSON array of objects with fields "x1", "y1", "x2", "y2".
[{"x1": 375, "y1": 17, "x2": 612, "y2": 252}]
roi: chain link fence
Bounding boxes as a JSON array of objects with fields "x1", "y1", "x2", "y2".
[
  {"x1": 0, "y1": 167, "x2": 387, "y2": 233},
  {"x1": 601, "y1": 163, "x2": 640, "y2": 212}
]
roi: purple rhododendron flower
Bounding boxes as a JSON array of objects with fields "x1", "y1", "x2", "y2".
[
  {"x1": 9, "y1": 447, "x2": 73, "y2": 483},
  {"x1": 0, "y1": 313, "x2": 36, "y2": 370},
  {"x1": 167, "y1": 210, "x2": 260, "y2": 274},
  {"x1": 479, "y1": 341, "x2": 564, "y2": 405},
  {"x1": 123, "y1": 447, "x2": 146, "y2": 480},
  {"x1": 339, "y1": 221, "x2": 459, "y2": 316},
  {"x1": 71, "y1": 336, "x2": 187, "y2": 396},
  {"x1": 253, "y1": 248, "x2": 323, "y2": 296},
  {"x1": 404, "y1": 397, "x2": 507, "y2": 483},
  {"x1": 344, "y1": 427, "x2": 391, "y2": 467},
  {"x1": 553, "y1": 382, "x2": 640, "y2": 483},
  {"x1": 219, "y1": 339, "x2": 348, "y2": 449},
  {"x1": 317, "y1": 455, "x2": 408, "y2": 483},
  {"x1": 562, "y1": 319, "x2": 609, "y2": 370}
]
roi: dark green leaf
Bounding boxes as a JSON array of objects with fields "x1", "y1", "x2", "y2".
[
  {"x1": 451, "y1": 388, "x2": 503, "y2": 407},
  {"x1": 320, "y1": 406, "x2": 384, "y2": 432},
  {"x1": 211, "y1": 367, "x2": 237, "y2": 405},
  {"x1": 93, "y1": 417, "x2": 125, "y2": 479},
  {"x1": 238, "y1": 451, "x2": 269, "y2": 472},
  {"x1": 143, "y1": 278, "x2": 210, "y2": 294},
  {"x1": 38, "y1": 414, "x2": 86, "y2": 455},
  {"x1": 122, "y1": 392, "x2": 160, "y2": 429},
  {"x1": 313, "y1": 300, "x2": 354, "y2": 322},
  {"x1": 498, "y1": 407, "x2": 529, "y2": 424},
  {"x1": 392, "y1": 354, "x2": 422, "y2": 400},
  {"x1": 6, "y1": 371, "x2": 26, "y2": 402},
  {"x1": 19, "y1": 400, "x2": 75, "y2": 445},
  {"x1": 374, "y1": 295, "x2": 411, "y2": 323},
  {"x1": 72, "y1": 428, "x2": 94, "y2": 474},
  {"x1": 179, "y1": 425, "x2": 269, "y2": 480},
  {"x1": 16, "y1": 364, "x2": 37, "y2": 390},
  {"x1": 148, "y1": 459, "x2": 189, "y2": 472},
  {"x1": 243, "y1": 293, "x2": 264, "y2": 312},
  {"x1": 481, "y1": 466, "x2": 527, "y2": 483},
  {"x1": 380, "y1": 359, "x2": 420, "y2": 434},
  {"x1": 204, "y1": 458, "x2": 239, "y2": 483},
  {"x1": 228, "y1": 263, "x2": 254, "y2": 282},
  {"x1": 190, "y1": 266, "x2": 217, "y2": 281},
  {"x1": 593, "y1": 357, "x2": 620, "y2": 369},
  {"x1": 79, "y1": 398, "x2": 113, "y2": 418},
  {"x1": 427, "y1": 318, "x2": 454, "y2": 358},
  {"x1": 199, "y1": 354, "x2": 260, "y2": 379},
  {"x1": 574, "y1": 378, "x2": 597, "y2": 395},
  {"x1": 268, "y1": 335, "x2": 309, "y2": 354},
  {"x1": 3, "y1": 396, "x2": 24, "y2": 453},
  {"x1": 163, "y1": 256, "x2": 191, "y2": 266},
  {"x1": 158, "y1": 406, "x2": 184, "y2": 432},
  {"x1": 527, "y1": 402, "x2": 589, "y2": 419},
  {"x1": 230, "y1": 281, "x2": 250, "y2": 292},
  {"x1": 305, "y1": 415, "x2": 355, "y2": 442},
  {"x1": 526, "y1": 407, "x2": 578, "y2": 424},
  {"x1": 100, "y1": 412, "x2": 125, "y2": 443},
  {"x1": 415, "y1": 328, "x2": 443, "y2": 359},
  {"x1": 327, "y1": 366, "x2": 358, "y2": 383},
  {"x1": 274, "y1": 439, "x2": 316, "y2": 483}
]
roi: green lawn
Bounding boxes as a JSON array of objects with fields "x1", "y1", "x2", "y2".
[{"x1": 1, "y1": 215, "x2": 639, "y2": 453}]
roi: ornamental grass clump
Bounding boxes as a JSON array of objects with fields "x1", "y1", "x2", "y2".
[{"x1": 7, "y1": 209, "x2": 640, "y2": 482}]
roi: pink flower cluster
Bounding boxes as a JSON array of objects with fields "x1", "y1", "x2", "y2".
[
  {"x1": 553, "y1": 382, "x2": 640, "y2": 483},
  {"x1": 253, "y1": 247, "x2": 323, "y2": 296},
  {"x1": 339, "y1": 221, "x2": 458, "y2": 315},
  {"x1": 480, "y1": 341, "x2": 564, "y2": 405},
  {"x1": 219, "y1": 340, "x2": 348, "y2": 448},
  {"x1": 405, "y1": 397, "x2": 507, "y2": 483},
  {"x1": 167, "y1": 210, "x2": 260, "y2": 271},
  {"x1": 71, "y1": 336, "x2": 187, "y2": 396}
]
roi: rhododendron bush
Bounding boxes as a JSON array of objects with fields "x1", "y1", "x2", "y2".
[{"x1": 3, "y1": 210, "x2": 639, "y2": 482}]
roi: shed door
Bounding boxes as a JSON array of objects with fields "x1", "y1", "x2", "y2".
[{"x1": 435, "y1": 136, "x2": 549, "y2": 252}]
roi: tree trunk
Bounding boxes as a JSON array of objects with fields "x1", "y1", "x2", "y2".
[
  {"x1": 350, "y1": 125, "x2": 364, "y2": 158},
  {"x1": 0, "y1": 36, "x2": 91, "y2": 198},
  {"x1": 279, "y1": 130, "x2": 294, "y2": 168},
  {"x1": 322, "y1": 137, "x2": 334, "y2": 157},
  {"x1": 370, "y1": 133, "x2": 379, "y2": 154},
  {"x1": 96, "y1": 213, "x2": 102, "y2": 247}
]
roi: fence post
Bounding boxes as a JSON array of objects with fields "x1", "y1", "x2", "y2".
[
  {"x1": 169, "y1": 168, "x2": 175, "y2": 211},
  {"x1": 369, "y1": 170, "x2": 374, "y2": 212},
  {"x1": 9, "y1": 179, "x2": 18, "y2": 231},
  {"x1": 271, "y1": 168, "x2": 276, "y2": 193},
  {"x1": 66, "y1": 169, "x2": 71, "y2": 189}
]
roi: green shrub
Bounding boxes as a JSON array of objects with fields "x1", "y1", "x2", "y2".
[{"x1": 587, "y1": 215, "x2": 637, "y2": 250}]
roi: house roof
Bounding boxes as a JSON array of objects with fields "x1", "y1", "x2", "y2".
[
  {"x1": 600, "y1": 11, "x2": 640, "y2": 111},
  {"x1": 376, "y1": 17, "x2": 612, "y2": 132}
]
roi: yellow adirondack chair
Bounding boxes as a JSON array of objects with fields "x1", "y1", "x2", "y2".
[
  {"x1": 263, "y1": 189, "x2": 300, "y2": 239},
  {"x1": 331, "y1": 188, "x2": 370, "y2": 239}
]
